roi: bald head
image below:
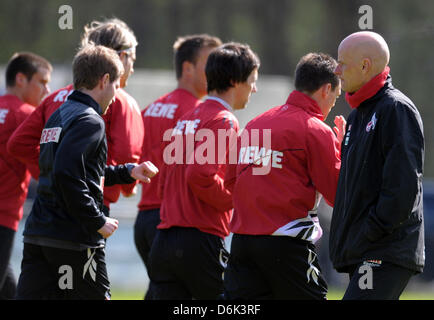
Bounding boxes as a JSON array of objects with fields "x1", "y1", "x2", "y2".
[
  {"x1": 335, "y1": 31, "x2": 390, "y2": 93},
  {"x1": 339, "y1": 31, "x2": 389, "y2": 74}
]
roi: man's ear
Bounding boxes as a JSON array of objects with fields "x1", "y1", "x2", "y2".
[
  {"x1": 15, "y1": 72, "x2": 28, "y2": 88},
  {"x1": 118, "y1": 51, "x2": 128, "y2": 64},
  {"x1": 322, "y1": 83, "x2": 332, "y2": 98},
  {"x1": 182, "y1": 61, "x2": 194, "y2": 78},
  {"x1": 100, "y1": 73, "x2": 110, "y2": 89},
  {"x1": 361, "y1": 58, "x2": 372, "y2": 74}
]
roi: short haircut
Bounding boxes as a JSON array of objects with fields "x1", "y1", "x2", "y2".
[
  {"x1": 80, "y1": 18, "x2": 138, "y2": 52},
  {"x1": 294, "y1": 53, "x2": 339, "y2": 93},
  {"x1": 73, "y1": 44, "x2": 124, "y2": 90},
  {"x1": 206, "y1": 42, "x2": 260, "y2": 94},
  {"x1": 5, "y1": 52, "x2": 52, "y2": 87},
  {"x1": 173, "y1": 34, "x2": 222, "y2": 79}
]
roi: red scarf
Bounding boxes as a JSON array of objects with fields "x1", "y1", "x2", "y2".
[{"x1": 345, "y1": 66, "x2": 390, "y2": 109}]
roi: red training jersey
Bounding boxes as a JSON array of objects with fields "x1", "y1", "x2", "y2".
[
  {"x1": 7, "y1": 84, "x2": 144, "y2": 209},
  {"x1": 138, "y1": 88, "x2": 201, "y2": 211},
  {"x1": 0, "y1": 94, "x2": 35, "y2": 230},
  {"x1": 159, "y1": 98, "x2": 239, "y2": 238},
  {"x1": 225, "y1": 90, "x2": 341, "y2": 243}
]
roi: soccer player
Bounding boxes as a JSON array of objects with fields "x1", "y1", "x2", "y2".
[
  {"x1": 147, "y1": 42, "x2": 260, "y2": 300},
  {"x1": 15, "y1": 44, "x2": 158, "y2": 300},
  {"x1": 223, "y1": 53, "x2": 343, "y2": 300},
  {"x1": 135, "y1": 34, "x2": 222, "y2": 299},
  {"x1": 329, "y1": 31, "x2": 424, "y2": 300},
  {"x1": 7, "y1": 18, "x2": 144, "y2": 216},
  {"x1": 0, "y1": 52, "x2": 52, "y2": 299}
]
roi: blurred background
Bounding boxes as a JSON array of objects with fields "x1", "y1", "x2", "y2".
[{"x1": 1, "y1": 0, "x2": 434, "y2": 298}]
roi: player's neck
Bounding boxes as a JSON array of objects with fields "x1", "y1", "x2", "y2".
[
  {"x1": 177, "y1": 79, "x2": 204, "y2": 100},
  {"x1": 208, "y1": 90, "x2": 235, "y2": 110},
  {"x1": 77, "y1": 88, "x2": 103, "y2": 109},
  {"x1": 6, "y1": 86, "x2": 25, "y2": 102}
]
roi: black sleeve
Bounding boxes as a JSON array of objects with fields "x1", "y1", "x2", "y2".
[
  {"x1": 53, "y1": 115, "x2": 107, "y2": 233},
  {"x1": 104, "y1": 163, "x2": 136, "y2": 187},
  {"x1": 363, "y1": 100, "x2": 424, "y2": 241}
]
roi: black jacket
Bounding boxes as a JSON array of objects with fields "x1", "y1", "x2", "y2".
[
  {"x1": 329, "y1": 76, "x2": 425, "y2": 273},
  {"x1": 23, "y1": 91, "x2": 136, "y2": 249}
]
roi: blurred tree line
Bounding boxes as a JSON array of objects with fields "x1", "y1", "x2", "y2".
[{"x1": 1, "y1": 0, "x2": 433, "y2": 177}]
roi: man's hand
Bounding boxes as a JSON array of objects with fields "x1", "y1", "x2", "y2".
[
  {"x1": 97, "y1": 217, "x2": 119, "y2": 239},
  {"x1": 130, "y1": 161, "x2": 159, "y2": 183},
  {"x1": 333, "y1": 115, "x2": 347, "y2": 145}
]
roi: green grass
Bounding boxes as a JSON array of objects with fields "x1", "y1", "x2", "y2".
[
  {"x1": 111, "y1": 290, "x2": 145, "y2": 300},
  {"x1": 110, "y1": 288, "x2": 434, "y2": 300}
]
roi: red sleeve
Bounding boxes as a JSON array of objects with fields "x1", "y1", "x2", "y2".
[
  {"x1": 157, "y1": 161, "x2": 167, "y2": 201},
  {"x1": 185, "y1": 114, "x2": 239, "y2": 212},
  {"x1": 102, "y1": 93, "x2": 144, "y2": 198},
  {"x1": 7, "y1": 103, "x2": 46, "y2": 179},
  {"x1": 306, "y1": 120, "x2": 341, "y2": 207}
]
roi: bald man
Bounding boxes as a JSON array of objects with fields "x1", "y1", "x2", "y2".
[{"x1": 329, "y1": 31, "x2": 424, "y2": 300}]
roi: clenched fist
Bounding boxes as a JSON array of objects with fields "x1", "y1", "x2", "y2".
[{"x1": 130, "y1": 161, "x2": 159, "y2": 184}]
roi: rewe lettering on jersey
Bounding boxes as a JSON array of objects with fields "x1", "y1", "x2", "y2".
[
  {"x1": 0, "y1": 109, "x2": 9, "y2": 124},
  {"x1": 144, "y1": 102, "x2": 178, "y2": 119},
  {"x1": 40, "y1": 127, "x2": 62, "y2": 144},
  {"x1": 53, "y1": 89, "x2": 73, "y2": 103},
  {"x1": 238, "y1": 146, "x2": 283, "y2": 169},
  {"x1": 172, "y1": 119, "x2": 201, "y2": 135}
]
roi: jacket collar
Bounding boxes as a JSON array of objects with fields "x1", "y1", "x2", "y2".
[
  {"x1": 206, "y1": 96, "x2": 233, "y2": 112},
  {"x1": 345, "y1": 66, "x2": 390, "y2": 109},
  {"x1": 286, "y1": 90, "x2": 324, "y2": 120},
  {"x1": 67, "y1": 90, "x2": 103, "y2": 115}
]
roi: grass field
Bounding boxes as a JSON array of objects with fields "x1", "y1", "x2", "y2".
[{"x1": 110, "y1": 288, "x2": 434, "y2": 300}]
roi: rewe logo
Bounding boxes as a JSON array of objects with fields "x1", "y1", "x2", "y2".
[
  {"x1": 40, "y1": 127, "x2": 62, "y2": 144},
  {"x1": 238, "y1": 146, "x2": 283, "y2": 169},
  {"x1": 366, "y1": 113, "x2": 377, "y2": 132},
  {"x1": 144, "y1": 102, "x2": 178, "y2": 119},
  {"x1": 53, "y1": 89, "x2": 73, "y2": 102},
  {"x1": 172, "y1": 119, "x2": 201, "y2": 135}
]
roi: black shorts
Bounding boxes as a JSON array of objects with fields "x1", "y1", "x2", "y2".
[
  {"x1": 0, "y1": 225, "x2": 16, "y2": 299},
  {"x1": 16, "y1": 243, "x2": 110, "y2": 300},
  {"x1": 343, "y1": 261, "x2": 415, "y2": 300},
  {"x1": 134, "y1": 208, "x2": 161, "y2": 269},
  {"x1": 224, "y1": 234, "x2": 328, "y2": 300},
  {"x1": 148, "y1": 227, "x2": 228, "y2": 300}
]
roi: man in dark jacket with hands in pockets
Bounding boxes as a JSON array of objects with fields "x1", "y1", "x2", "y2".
[{"x1": 329, "y1": 31, "x2": 424, "y2": 300}]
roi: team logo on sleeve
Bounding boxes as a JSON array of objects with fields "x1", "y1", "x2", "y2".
[
  {"x1": 344, "y1": 124, "x2": 352, "y2": 146},
  {"x1": 40, "y1": 127, "x2": 62, "y2": 144},
  {"x1": 366, "y1": 113, "x2": 377, "y2": 132}
]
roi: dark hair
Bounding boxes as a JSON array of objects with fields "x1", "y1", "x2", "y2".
[
  {"x1": 5, "y1": 52, "x2": 52, "y2": 87},
  {"x1": 173, "y1": 34, "x2": 222, "y2": 79},
  {"x1": 73, "y1": 44, "x2": 124, "y2": 90},
  {"x1": 80, "y1": 18, "x2": 138, "y2": 51},
  {"x1": 206, "y1": 42, "x2": 260, "y2": 94},
  {"x1": 294, "y1": 53, "x2": 339, "y2": 93}
]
